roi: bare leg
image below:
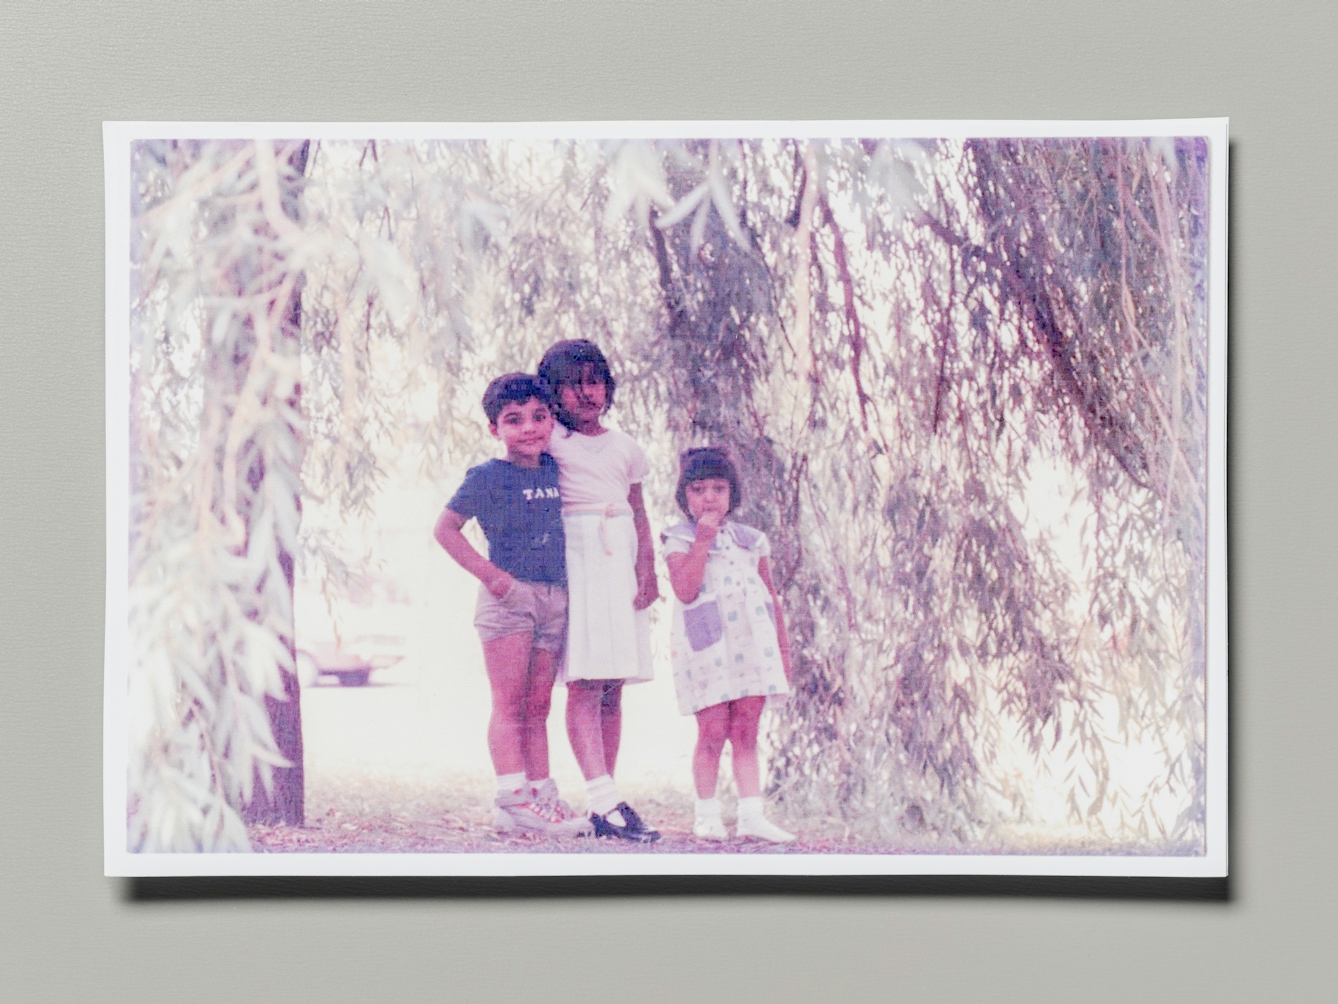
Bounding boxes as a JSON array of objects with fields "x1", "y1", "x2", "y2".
[
  {"x1": 727, "y1": 697, "x2": 766, "y2": 798},
  {"x1": 599, "y1": 681, "x2": 624, "y2": 776},
  {"x1": 481, "y1": 632, "x2": 536, "y2": 777},
  {"x1": 521, "y1": 648, "x2": 558, "y2": 781},
  {"x1": 565, "y1": 679, "x2": 609, "y2": 781},
  {"x1": 693, "y1": 703, "x2": 731, "y2": 799}
]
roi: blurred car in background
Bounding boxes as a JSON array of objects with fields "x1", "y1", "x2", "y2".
[{"x1": 296, "y1": 634, "x2": 404, "y2": 687}]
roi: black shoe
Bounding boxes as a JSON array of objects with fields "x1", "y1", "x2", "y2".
[
  {"x1": 590, "y1": 803, "x2": 661, "y2": 843},
  {"x1": 613, "y1": 802, "x2": 661, "y2": 842}
]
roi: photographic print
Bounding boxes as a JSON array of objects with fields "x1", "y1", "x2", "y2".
[{"x1": 104, "y1": 121, "x2": 1227, "y2": 877}]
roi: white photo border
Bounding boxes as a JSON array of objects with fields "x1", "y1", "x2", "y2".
[{"x1": 104, "y1": 119, "x2": 1229, "y2": 879}]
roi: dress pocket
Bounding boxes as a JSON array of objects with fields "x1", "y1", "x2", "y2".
[{"x1": 683, "y1": 597, "x2": 724, "y2": 652}]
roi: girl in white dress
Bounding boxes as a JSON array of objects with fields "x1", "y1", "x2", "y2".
[
  {"x1": 538, "y1": 339, "x2": 661, "y2": 842},
  {"x1": 662, "y1": 448, "x2": 796, "y2": 843}
]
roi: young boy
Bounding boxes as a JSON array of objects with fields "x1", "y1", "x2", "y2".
[{"x1": 433, "y1": 373, "x2": 591, "y2": 837}]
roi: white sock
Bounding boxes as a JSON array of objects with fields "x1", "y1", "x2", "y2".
[
  {"x1": 496, "y1": 772, "x2": 526, "y2": 796},
  {"x1": 695, "y1": 797, "x2": 722, "y2": 822},
  {"x1": 586, "y1": 775, "x2": 621, "y2": 817},
  {"x1": 738, "y1": 795, "x2": 765, "y2": 822},
  {"x1": 528, "y1": 776, "x2": 551, "y2": 793}
]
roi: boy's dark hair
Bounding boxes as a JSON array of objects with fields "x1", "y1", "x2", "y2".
[
  {"x1": 537, "y1": 339, "x2": 616, "y2": 427},
  {"x1": 481, "y1": 372, "x2": 554, "y2": 425},
  {"x1": 675, "y1": 447, "x2": 742, "y2": 517}
]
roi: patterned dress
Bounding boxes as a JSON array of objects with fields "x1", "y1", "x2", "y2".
[{"x1": 661, "y1": 520, "x2": 790, "y2": 716}]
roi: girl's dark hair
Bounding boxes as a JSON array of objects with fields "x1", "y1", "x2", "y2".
[
  {"x1": 537, "y1": 339, "x2": 616, "y2": 428},
  {"x1": 675, "y1": 447, "x2": 742, "y2": 517},
  {"x1": 481, "y1": 372, "x2": 553, "y2": 424}
]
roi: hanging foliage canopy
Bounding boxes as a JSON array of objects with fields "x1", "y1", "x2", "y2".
[{"x1": 127, "y1": 133, "x2": 1209, "y2": 852}]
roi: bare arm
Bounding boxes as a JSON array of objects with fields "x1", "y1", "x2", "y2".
[
  {"x1": 628, "y1": 483, "x2": 660, "y2": 610},
  {"x1": 664, "y1": 512, "x2": 721, "y2": 603},
  {"x1": 433, "y1": 508, "x2": 513, "y2": 599},
  {"x1": 757, "y1": 555, "x2": 793, "y2": 682}
]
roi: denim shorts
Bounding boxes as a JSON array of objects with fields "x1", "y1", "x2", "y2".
[{"x1": 474, "y1": 579, "x2": 568, "y2": 651}]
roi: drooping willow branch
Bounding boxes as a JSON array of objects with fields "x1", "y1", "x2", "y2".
[{"x1": 914, "y1": 200, "x2": 1154, "y2": 492}]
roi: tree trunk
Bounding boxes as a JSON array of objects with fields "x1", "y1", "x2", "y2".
[{"x1": 241, "y1": 140, "x2": 310, "y2": 826}]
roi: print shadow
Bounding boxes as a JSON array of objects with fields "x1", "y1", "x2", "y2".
[{"x1": 127, "y1": 873, "x2": 1227, "y2": 902}]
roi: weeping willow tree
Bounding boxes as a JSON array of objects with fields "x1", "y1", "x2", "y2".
[
  {"x1": 468, "y1": 136, "x2": 1208, "y2": 849},
  {"x1": 129, "y1": 140, "x2": 311, "y2": 849},
  {"x1": 126, "y1": 132, "x2": 1209, "y2": 852}
]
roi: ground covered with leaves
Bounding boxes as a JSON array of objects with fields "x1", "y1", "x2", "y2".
[{"x1": 246, "y1": 772, "x2": 885, "y2": 856}]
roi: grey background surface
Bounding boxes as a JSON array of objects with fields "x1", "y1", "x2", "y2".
[{"x1": 2, "y1": 1, "x2": 1333, "y2": 1000}]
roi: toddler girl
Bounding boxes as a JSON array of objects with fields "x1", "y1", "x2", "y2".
[
  {"x1": 662, "y1": 447, "x2": 796, "y2": 843},
  {"x1": 538, "y1": 339, "x2": 661, "y2": 842}
]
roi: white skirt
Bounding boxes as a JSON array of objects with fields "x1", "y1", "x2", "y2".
[{"x1": 559, "y1": 509, "x2": 654, "y2": 684}]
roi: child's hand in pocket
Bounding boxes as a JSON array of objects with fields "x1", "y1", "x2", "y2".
[{"x1": 486, "y1": 569, "x2": 516, "y2": 599}]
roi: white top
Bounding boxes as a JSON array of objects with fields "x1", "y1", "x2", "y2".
[{"x1": 545, "y1": 426, "x2": 650, "y2": 511}]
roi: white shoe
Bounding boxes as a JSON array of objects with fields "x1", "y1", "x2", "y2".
[
  {"x1": 529, "y1": 778, "x2": 586, "y2": 825},
  {"x1": 494, "y1": 790, "x2": 593, "y2": 837},
  {"x1": 693, "y1": 817, "x2": 729, "y2": 841},
  {"x1": 736, "y1": 815, "x2": 796, "y2": 843}
]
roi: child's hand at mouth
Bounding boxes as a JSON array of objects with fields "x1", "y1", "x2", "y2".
[{"x1": 695, "y1": 510, "x2": 723, "y2": 546}]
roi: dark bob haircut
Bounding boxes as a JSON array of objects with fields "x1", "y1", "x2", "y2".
[
  {"x1": 537, "y1": 339, "x2": 616, "y2": 427},
  {"x1": 675, "y1": 447, "x2": 742, "y2": 517},
  {"x1": 481, "y1": 372, "x2": 554, "y2": 425}
]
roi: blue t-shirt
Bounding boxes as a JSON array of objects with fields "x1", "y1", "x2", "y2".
[{"x1": 445, "y1": 455, "x2": 566, "y2": 586}]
